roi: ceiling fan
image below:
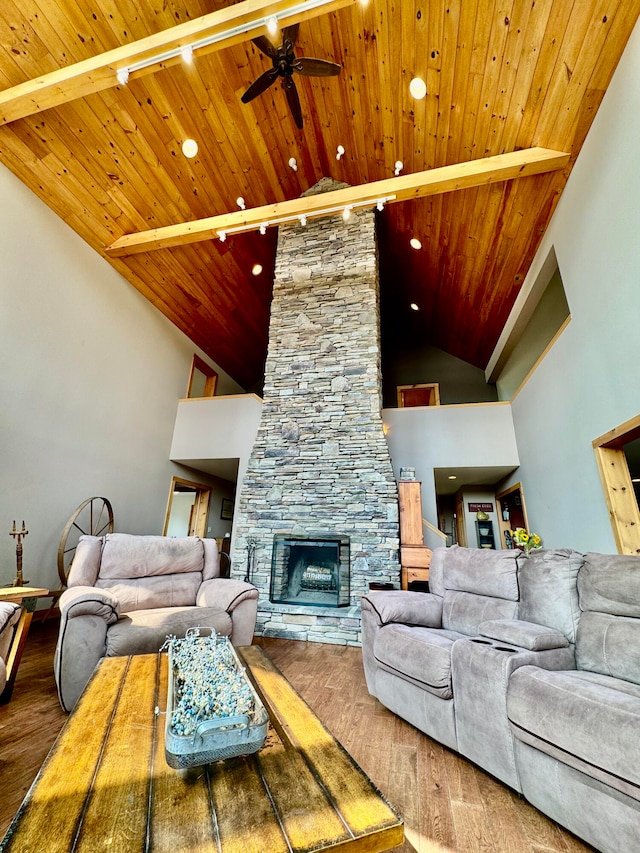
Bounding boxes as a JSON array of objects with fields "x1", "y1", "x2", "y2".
[{"x1": 241, "y1": 23, "x2": 341, "y2": 129}]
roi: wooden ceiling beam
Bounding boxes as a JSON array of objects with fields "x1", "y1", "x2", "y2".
[
  {"x1": 0, "y1": 0, "x2": 356, "y2": 126},
  {"x1": 106, "y1": 147, "x2": 570, "y2": 257}
]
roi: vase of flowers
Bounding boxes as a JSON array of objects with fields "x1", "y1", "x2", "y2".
[{"x1": 511, "y1": 527, "x2": 542, "y2": 556}]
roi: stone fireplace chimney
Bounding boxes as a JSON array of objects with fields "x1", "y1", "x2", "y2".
[{"x1": 231, "y1": 179, "x2": 400, "y2": 643}]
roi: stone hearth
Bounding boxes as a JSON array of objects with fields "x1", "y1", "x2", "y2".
[{"x1": 230, "y1": 179, "x2": 400, "y2": 645}]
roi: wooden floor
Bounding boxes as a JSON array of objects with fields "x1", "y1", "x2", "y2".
[{"x1": 0, "y1": 621, "x2": 594, "y2": 853}]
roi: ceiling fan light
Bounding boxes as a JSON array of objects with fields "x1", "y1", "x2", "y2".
[
  {"x1": 181, "y1": 138, "x2": 198, "y2": 158},
  {"x1": 266, "y1": 15, "x2": 278, "y2": 36},
  {"x1": 409, "y1": 77, "x2": 427, "y2": 99}
]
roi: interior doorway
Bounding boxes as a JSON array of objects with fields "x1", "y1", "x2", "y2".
[
  {"x1": 163, "y1": 477, "x2": 211, "y2": 537},
  {"x1": 496, "y1": 483, "x2": 529, "y2": 550},
  {"x1": 593, "y1": 414, "x2": 640, "y2": 555}
]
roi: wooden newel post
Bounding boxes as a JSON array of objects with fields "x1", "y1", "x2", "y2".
[{"x1": 9, "y1": 520, "x2": 29, "y2": 587}]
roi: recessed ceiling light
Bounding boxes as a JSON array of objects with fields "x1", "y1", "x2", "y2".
[
  {"x1": 410, "y1": 302, "x2": 419, "y2": 311},
  {"x1": 409, "y1": 77, "x2": 427, "y2": 99},
  {"x1": 252, "y1": 264, "x2": 263, "y2": 276},
  {"x1": 181, "y1": 138, "x2": 198, "y2": 158},
  {"x1": 448, "y1": 475, "x2": 457, "y2": 480},
  {"x1": 410, "y1": 237, "x2": 422, "y2": 250}
]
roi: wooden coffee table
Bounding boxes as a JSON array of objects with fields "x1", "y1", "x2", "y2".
[{"x1": 0, "y1": 646, "x2": 403, "y2": 852}]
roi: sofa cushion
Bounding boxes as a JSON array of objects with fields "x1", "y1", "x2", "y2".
[
  {"x1": 507, "y1": 665, "x2": 640, "y2": 800},
  {"x1": 576, "y1": 611, "x2": 640, "y2": 686},
  {"x1": 517, "y1": 548, "x2": 583, "y2": 642},
  {"x1": 67, "y1": 535, "x2": 104, "y2": 586},
  {"x1": 427, "y1": 547, "x2": 447, "y2": 598},
  {"x1": 99, "y1": 533, "x2": 205, "y2": 580},
  {"x1": 442, "y1": 590, "x2": 518, "y2": 636},
  {"x1": 578, "y1": 552, "x2": 640, "y2": 617},
  {"x1": 96, "y1": 573, "x2": 203, "y2": 613},
  {"x1": 444, "y1": 547, "x2": 520, "y2": 600},
  {"x1": 373, "y1": 623, "x2": 465, "y2": 699},
  {"x1": 105, "y1": 605, "x2": 232, "y2": 657}
]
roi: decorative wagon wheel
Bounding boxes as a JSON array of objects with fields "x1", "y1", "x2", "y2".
[{"x1": 57, "y1": 497, "x2": 114, "y2": 586}]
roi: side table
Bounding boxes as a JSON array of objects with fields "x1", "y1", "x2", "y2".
[{"x1": 0, "y1": 586, "x2": 50, "y2": 703}]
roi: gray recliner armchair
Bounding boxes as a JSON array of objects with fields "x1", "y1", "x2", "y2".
[{"x1": 54, "y1": 533, "x2": 259, "y2": 711}]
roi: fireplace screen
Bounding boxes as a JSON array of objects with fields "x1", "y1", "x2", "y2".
[{"x1": 270, "y1": 534, "x2": 350, "y2": 607}]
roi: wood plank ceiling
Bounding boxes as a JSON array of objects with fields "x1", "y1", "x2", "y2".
[{"x1": 0, "y1": 0, "x2": 638, "y2": 390}]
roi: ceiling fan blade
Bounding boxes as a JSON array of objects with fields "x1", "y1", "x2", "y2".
[
  {"x1": 284, "y1": 78, "x2": 303, "y2": 129},
  {"x1": 251, "y1": 35, "x2": 278, "y2": 59},
  {"x1": 241, "y1": 67, "x2": 279, "y2": 103},
  {"x1": 294, "y1": 57, "x2": 342, "y2": 77},
  {"x1": 282, "y1": 23, "x2": 299, "y2": 49}
]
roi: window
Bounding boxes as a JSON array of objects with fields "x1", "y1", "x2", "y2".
[
  {"x1": 593, "y1": 414, "x2": 640, "y2": 555},
  {"x1": 186, "y1": 355, "x2": 218, "y2": 398}
]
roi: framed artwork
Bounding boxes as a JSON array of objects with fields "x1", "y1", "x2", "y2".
[{"x1": 220, "y1": 498, "x2": 233, "y2": 520}]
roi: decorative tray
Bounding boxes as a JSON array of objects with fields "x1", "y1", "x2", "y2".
[{"x1": 163, "y1": 629, "x2": 269, "y2": 769}]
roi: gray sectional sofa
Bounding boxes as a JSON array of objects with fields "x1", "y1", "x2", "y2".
[{"x1": 361, "y1": 545, "x2": 640, "y2": 853}]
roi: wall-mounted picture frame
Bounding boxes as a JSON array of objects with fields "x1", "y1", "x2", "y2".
[{"x1": 220, "y1": 498, "x2": 233, "y2": 520}]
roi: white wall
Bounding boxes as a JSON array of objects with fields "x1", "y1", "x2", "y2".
[
  {"x1": 170, "y1": 394, "x2": 263, "y2": 528},
  {"x1": 494, "y1": 20, "x2": 640, "y2": 552},
  {"x1": 382, "y1": 404, "x2": 520, "y2": 548},
  {"x1": 0, "y1": 164, "x2": 241, "y2": 591}
]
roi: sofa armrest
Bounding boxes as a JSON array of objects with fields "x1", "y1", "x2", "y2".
[
  {"x1": 196, "y1": 579, "x2": 259, "y2": 646},
  {"x1": 479, "y1": 618, "x2": 570, "y2": 652},
  {"x1": 361, "y1": 590, "x2": 443, "y2": 628},
  {"x1": 59, "y1": 586, "x2": 120, "y2": 622},
  {"x1": 55, "y1": 587, "x2": 120, "y2": 713}
]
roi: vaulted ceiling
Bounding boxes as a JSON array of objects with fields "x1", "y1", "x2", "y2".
[{"x1": 0, "y1": 1, "x2": 637, "y2": 389}]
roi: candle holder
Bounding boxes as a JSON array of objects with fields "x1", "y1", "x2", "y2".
[{"x1": 9, "y1": 520, "x2": 29, "y2": 587}]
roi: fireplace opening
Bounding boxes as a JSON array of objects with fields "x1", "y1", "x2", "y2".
[{"x1": 270, "y1": 534, "x2": 350, "y2": 607}]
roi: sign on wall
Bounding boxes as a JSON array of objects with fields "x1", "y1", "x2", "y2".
[{"x1": 468, "y1": 502, "x2": 494, "y2": 513}]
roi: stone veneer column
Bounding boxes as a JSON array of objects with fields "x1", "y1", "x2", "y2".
[{"x1": 231, "y1": 179, "x2": 400, "y2": 611}]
